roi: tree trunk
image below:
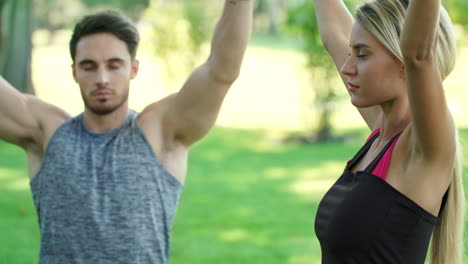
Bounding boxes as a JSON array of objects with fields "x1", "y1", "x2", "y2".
[
  {"x1": 0, "y1": 0, "x2": 34, "y2": 94},
  {"x1": 266, "y1": 0, "x2": 279, "y2": 35},
  {"x1": 315, "y1": 68, "x2": 337, "y2": 142},
  {"x1": 317, "y1": 103, "x2": 332, "y2": 142}
]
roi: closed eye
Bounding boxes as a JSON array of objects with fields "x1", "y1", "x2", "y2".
[
  {"x1": 108, "y1": 65, "x2": 120, "y2": 70},
  {"x1": 83, "y1": 65, "x2": 97, "y2": 71},
  {"x1": 107, "y1": 58, "x2": 125, "y2": 70},
  {"x1": 78, "y1": 60, "x2": 97, "y2": 71}
]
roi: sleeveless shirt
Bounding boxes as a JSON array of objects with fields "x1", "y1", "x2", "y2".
[
  {"x1": 30, "y1": 111, "x2": 182, "y2": 264},
  {"x1": 315, "y1": 130, "x2": 441, "y2": 263}
]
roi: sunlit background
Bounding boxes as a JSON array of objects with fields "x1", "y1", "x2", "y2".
[{"x1": 1, "y1": 0, "x2": 467, "y2": 263}]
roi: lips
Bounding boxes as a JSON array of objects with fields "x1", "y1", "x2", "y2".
[
  {"x1": 92, "y1": 89, "x2": 112, "y2": 99},
  {"x1": 347, "y1": 82, "x2": 360, "y2": 92}
]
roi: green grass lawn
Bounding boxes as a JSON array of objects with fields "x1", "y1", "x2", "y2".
[{"x1": 1, "y1": 128, "x2": 467, "y2": 263}]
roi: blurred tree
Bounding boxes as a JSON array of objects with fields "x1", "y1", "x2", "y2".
[
  {"x1": 444, "y1": 0, "x2": 468, "y2": 29},
  {"x1": 144, "y1": 0, "x2": 219, "y2": 90},
  {"x1": 33, "y1": 0, "x2": 85, "y2": 44},
  {"x1": 253, "y1": 0, "x2": 287, "y2": 35},
  {"x1": 286, "y1": 0, "x2": 359, "y2": 142},
  {"x1": 80, "y1": 0, "x2": 150, "y2": 22},
  {"x1": 0, "y1": 0, "x2": 34, "y2": 93},
  {"x1": 0, "y1": 0, "x2": 4, "y2": 50}
]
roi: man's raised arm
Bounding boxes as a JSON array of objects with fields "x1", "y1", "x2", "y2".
[
  {"x1": 0, "y1": 76, "x2": 68, "y2": 149},
  {"x1": 159, "y1": 0, "x2": 253, "y2": 146}
]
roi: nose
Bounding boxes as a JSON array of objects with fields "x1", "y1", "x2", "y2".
[
  {"x1": 340, "y1": 55, "x2": 357, "y2": 77},
  {"x1": 96, "y1": 68, "x2": 110, "y2": 87}
]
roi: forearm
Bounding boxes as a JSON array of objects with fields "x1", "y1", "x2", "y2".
[
  {"x1": 401, "y1": 0, "x2": 440, "y2": 62},
  {"x1": 313, "y1": 0, "x2": 354, "y2": 47},
  {"x1": 208, "y1": 0, "x2": 253, "y2": 83}
]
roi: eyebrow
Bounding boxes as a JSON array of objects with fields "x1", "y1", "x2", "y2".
[
  {"x1": 78, "y1": 59, "x2": 96, "y2": 66},
  {"x1": 351, "y1": 43, "x2": 371, "y2": 50},
  {"x1": 78, "y1": 57, "x2": 125, "y2": 66},
  {"x1": 107, "y1": 58, "x2": 125, "y2": 64}
]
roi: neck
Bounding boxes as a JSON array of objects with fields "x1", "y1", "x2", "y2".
[
  {"x1": 83, "y1": 103, "x2": 130, "y2": 133},
  {"x1": 378, "y1": 96, "x2": 411, "y2": 141}
]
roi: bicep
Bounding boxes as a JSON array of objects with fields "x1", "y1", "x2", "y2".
[
  {"x1": 163, "y1": 64, "x2": 231, "y2": 146},
  {"x1": 0, "y1": 77, "x2": 69, "y2": 147},
  {"x1": 405, "y1": 60, "x2": 454, "y2": 158},
  {"x1": 0, "y1": 78, "x2": 39, "y2": 145}
]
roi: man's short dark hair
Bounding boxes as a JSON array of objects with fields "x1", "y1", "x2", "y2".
[{"x1": 70, "y1": 11, "x2": 140, "y2": 62}]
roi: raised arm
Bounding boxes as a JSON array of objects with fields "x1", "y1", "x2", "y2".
[
  {"x1": 160, "y1": 0, "x2": 253, "y2": 146},
  {"x1": 0, "y1": 76, "x2": 69, "y2": 149},
  {"x1": 313, "y1": 0, "x2": 381, "y2": 130},
  {"x1": 313, "y1": 0, "x2": 354, "y2": 68},
  {"x1": 400, "y1": 0, "x2": 455, "y2": 160}
]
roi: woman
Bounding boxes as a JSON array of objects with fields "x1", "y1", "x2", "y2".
[{"x1": 313, "y1": 0, "x2": 465, "y2": 263}]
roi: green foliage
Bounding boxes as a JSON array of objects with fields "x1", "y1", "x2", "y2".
[
  {"x1": 80, "y1": 0, "x2": 149, "y2": 6},
  {"x1": 285, "y1": 1, "x2": 329, "y2": 68},
  {"x1": 80, "y1": 0, "x2": 149, "y2": 21},
  {"x1": 444, "y1": 0, "x2": 468, "y2": 29},
  {"x1": 285, "y1": 0, "x2": 359, "y2": 69},
  {"x1": 32, "y1": 0, "x2": 150, "y2": 33},
  {"x1": 33, "y1": 0, "x2": 85, "y2": 32},
  {"x1": 144, "y1": 0, "x2": 219, "y2": 89},
  {"x1": 253, "y1": 0, "x2": 287, "y2": 35}
]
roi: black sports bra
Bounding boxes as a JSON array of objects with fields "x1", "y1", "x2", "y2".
[{"x1": 314, "y1": 131, "x2": 445, "y2": 263}]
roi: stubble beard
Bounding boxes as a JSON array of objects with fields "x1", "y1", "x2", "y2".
[{"x1": 82, "y1": 89, "x2": 129, "y2": 116}]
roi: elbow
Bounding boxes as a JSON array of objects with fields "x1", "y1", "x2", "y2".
[
  {"x1": 216, "y1": 70, "x2": 241, "y2": 84},
  {"x1": 401, "y1": 43, "x2": 435, "y2": 66},
  {"x1": 402, "y1": 50, "x2": 436, "y2": 70},
  {"x1": 402, "y1": 51, "x2": 429, "y2": 63},
  {"x1": 209, "y1": 62, "x2": 241, "y2": 85}
]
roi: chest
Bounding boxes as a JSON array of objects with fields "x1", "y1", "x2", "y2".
[
  {"x1": 314, "y1": 171, "x2": 436, "y2": 256},
  {"x1": 34, "y1": 130, "x2": 177, "y2": 206},
  {"x1": 350, "y1": 139, "x2": 399, "y2": 173},
  {"x1": 51, "y1": 135, "x2": 156, "y2": 181},
  {"x1": 32, "y1": 132, "x2": 182, "y2": 221}
]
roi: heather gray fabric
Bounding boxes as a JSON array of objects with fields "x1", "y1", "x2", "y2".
[{"x1": 30, "y1": 110, "x2": 182, "y2": 264}]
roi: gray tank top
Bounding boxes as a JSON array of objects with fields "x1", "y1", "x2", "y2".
[{"x1": 30, "y1": 111, "x2": 182, "y2": 264}]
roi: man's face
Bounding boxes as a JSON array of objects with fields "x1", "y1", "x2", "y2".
[{"x1": 72, "y1": 33, "x2": 139, "y2": 115}]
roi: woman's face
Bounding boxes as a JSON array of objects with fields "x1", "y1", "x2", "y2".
[{"x1": 341, "y1": 23, "x2": 405, "y2": 108}]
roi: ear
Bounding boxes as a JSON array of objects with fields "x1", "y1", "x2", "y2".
[
  {"x1": 130, "y1": 59, "x2": 140, "y2": 80},
  {"x1": 399, "y1": 64, "x2": 406, "y2": 81}
]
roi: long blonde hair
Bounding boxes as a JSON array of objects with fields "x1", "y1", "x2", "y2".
[{"x1": 355, "y1": 0, "x2": 465, "y2": 263}]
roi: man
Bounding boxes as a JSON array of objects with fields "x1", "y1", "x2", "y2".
[{"x1": 0, "y1": 0, "x2": 252, "y2": 263}]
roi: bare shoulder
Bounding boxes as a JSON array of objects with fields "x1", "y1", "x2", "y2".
[
  {"x1": 138, "y1": 93, "x2": 180, "y2": 150},
  {"x1": 387, "y1": 125, "x2": 455, "y2": 215},
  {"x1": 25, "y1": 95, "x2": 71, "y2": 151},
  {"x1": 138, "y1": 94, "x2": 189, "y2": 183},
  {"x1": 138, "y1": 93, "x2": 176, "y2": 132}
]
